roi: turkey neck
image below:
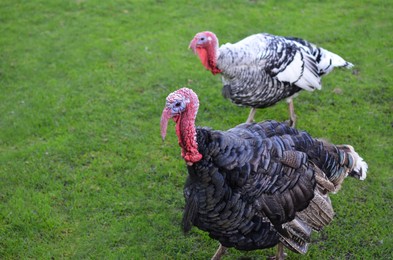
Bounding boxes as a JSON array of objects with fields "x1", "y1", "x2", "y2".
[
  {"x1": 197, "y1": 44, "x2": 221, "y2": 75},
  {"x1": 174, "y1": 103, "x2": 202, "y2": 165}
]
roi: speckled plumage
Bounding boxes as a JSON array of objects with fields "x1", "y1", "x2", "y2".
[
  {"x1": 189, "y1": 32, "x2": 354, "y2": 124},
  {"x1": 217, "y1": 33, "x2": 352, "y2": 108},
  {"x1": 161, "y1": 88, "x2": 367, "y2": 258}
]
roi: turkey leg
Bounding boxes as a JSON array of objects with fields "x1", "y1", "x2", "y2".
[
  {"x1": 211, "y1": 244, "x2": 227, "y2": 260},
  {"x1": 246, "y1": 107, "x2": 257, "y2": 123},
  {"x1": 287, "y1": 99, "x2": 296, "y2": 127},
  {"x1": 275, "y1": 242, "x2": 287, "y2": 260}
]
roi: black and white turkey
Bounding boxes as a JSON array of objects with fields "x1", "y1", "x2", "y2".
[
  {"x1": 189, "y1": 31, "x2": 354, "y2": 126},
  {"x1": 160, "y1": 87, "x2": 367, "y2": 259}
]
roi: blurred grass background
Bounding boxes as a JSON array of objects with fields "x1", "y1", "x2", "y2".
[{"x1": 0, "y1": 0, "x2": 392, "y2": 258}]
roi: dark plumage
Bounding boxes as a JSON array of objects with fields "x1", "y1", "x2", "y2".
[
  {"x1": 160, "y1": 88, "x2": 367, "y2": 260},
  {"x1": 189, "y1": 31, "x2": 354, "y2": 126}
]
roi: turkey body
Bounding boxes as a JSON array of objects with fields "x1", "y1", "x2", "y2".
[
  {"x1": 183, "y1": 120, "x2": 359, "y2": 253},
  {"x1": 160, "y1": 88, "x2": 367, "y2": 258},
  {"x1": 217, "y1": 33, "x2": 351, "y2": 108},
  {"x1": 189, "y1": 32, "x2": 354, "y2": 124},
  {"x1": 219, "y1": 34, "x2": 304, "y2": 109},
  {"x1": 183, "y1": 121, "x2": 310, "y2": 251}
]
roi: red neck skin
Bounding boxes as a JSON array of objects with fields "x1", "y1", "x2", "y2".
[
  {"x1": 173, "y1": 103, "x2": 202, "y2": 166},
  {"x1": 196, "y1": 45, "x2": 222, "y2": 75}
]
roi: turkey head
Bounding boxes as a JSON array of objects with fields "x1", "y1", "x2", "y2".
[
  {"x1": 189, "y1": 31, "x2": 222, "y2": 75},
  {"x1": 160, "y1": 88, "x2": 202, "y2": 165}
]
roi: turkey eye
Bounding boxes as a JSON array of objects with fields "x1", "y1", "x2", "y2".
[
  {"x1": 200, "y1": 37, "x2": 205, "y2": 41},
  {"x1": 175, "y1": 102, "x2": 181, "y2": 107}
]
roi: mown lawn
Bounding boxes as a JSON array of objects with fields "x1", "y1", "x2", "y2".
[{"x1": 0, "y1": 0, "x2": 392, "y2": 259}]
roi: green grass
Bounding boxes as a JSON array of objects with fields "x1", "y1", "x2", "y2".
[{"x1": 0, "y1": 0, "x2": 392, "y2": 259}]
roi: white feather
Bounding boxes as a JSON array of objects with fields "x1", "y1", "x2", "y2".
[
  {"x1": 347, "y1": 145, "x2": 368, "y2": 181},
  {"x1": 319, "y1": 48, "x2": 354, "y2": 74},
  {"x1": 276, "y1": 52, "x2": 304, "y2": 85},
  {"x1": 295, "y1": 68, "x2": 322, "y2": 91}
]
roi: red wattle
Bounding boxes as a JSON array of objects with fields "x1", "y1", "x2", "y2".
[{"x1": 196, "y1": 48, "x2": 209, "y2": 70}]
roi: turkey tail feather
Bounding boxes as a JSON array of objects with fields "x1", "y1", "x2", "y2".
[
  {"x1": 319, "y1": 47, "x2": 354, "y2": 73},
  {"x1": 279, "y1": 217, "x2": 312, "y2": 254},
  {"x1": 337, "y1": 145, "x2": 368, "y2": 181},
  {"x1": 286, "y1": 36, "x2": 353, "y2": 75}
]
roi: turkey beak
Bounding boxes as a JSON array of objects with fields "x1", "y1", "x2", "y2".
[
  {"x1": 160, "y1": 107, "x2": 172, "y2": 141},
  {"x1": 189, "y1": 38, "x2": 197, "y2": 54}
]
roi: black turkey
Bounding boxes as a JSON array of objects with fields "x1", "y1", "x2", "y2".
[
  {"x1": 189, "y1": 31, "x2": 354, "y2": 126},
  {"x1": 160, "y1": 88, "x2": 367, "y2": 259}
]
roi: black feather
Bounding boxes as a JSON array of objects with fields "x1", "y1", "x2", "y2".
[{"x1": 176, "y1": 120, "x2": 364, "y2": 254}]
